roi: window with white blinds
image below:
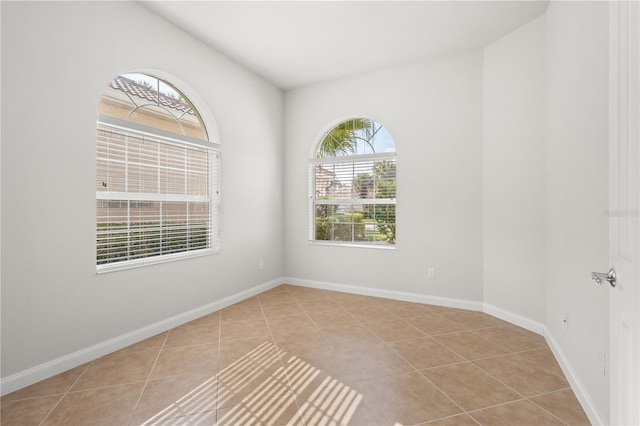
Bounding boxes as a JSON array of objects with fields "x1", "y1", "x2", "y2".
[
  {"x1": 310, "y1": 119, "x2": 396, "y2": 247},
  {"x1": 96, "y1": 74, "x2": 219, "y2": 272}
]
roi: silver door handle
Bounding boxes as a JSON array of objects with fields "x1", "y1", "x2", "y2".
[{"x1": 592, "y1": 268, "x2": 617, "y2": 287}]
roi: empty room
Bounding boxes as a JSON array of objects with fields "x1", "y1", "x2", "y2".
[{"x1": 1, "y1": 1, "x2": 638, "y2": 425}]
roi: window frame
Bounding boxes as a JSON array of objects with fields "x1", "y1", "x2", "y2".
[
  {"x1": 95, "y1": 77, "x2": 220, "y2": 273},
  {"x1": 309, "y1": 121, "x2": 396, "y2": 249}
]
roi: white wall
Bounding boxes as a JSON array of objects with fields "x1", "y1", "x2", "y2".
[
  {"x1": 1, "y1": 2, "x2": 283, "y2": 380},
  {"x1": 544, "y1": 1, "x2": 610, "y2": 421},
  {"x1": 482, "y1": 16, "x2": 546, "y2": 326},
  {"x1": 284, "y1": 51, "x2": 484, "y2": 303}
]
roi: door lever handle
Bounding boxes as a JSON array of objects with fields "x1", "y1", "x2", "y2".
[{"x1": 591, "y1": 268, "x2": 617, "y2": 287}]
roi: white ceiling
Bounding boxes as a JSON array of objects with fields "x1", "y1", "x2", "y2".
[{"x1": 143, "y1": 1, "x2": 548, "y2": 90}]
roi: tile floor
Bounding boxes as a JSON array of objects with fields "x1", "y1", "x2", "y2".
[{"x1": 1, "y1": 285, "x2": 591, "y2": 426}]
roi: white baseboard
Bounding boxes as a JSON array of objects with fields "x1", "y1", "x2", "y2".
[
  {"x1": 545, "y1": 330, "x2": 607, "y2": 425},
  {"x1": 0, "y1": 278, "x2": 282, "y2": 396},
  {"x1": 282, "y1": 276, "x2": 483, "y2": 311},
  {"x1": 2, "y1": 273, "x2": 601, "y2": 426},
  {"x1": 482, "y1": 303, "x2": 544, "y2": 335}
]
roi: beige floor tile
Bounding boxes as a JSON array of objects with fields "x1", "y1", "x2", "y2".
[
  {"x1": 220, "y1": 306, "x2": 265, "y2": 323},
  {"x1": 425, "y1": 413, "x2": 480, "y2": 425},
  {"x1": 434, "y1": 331, "x2": 510, "y2": 360},
  {"x1": 147, "y1": 410, "x2": 216, "y2": 425},
  {"x1": 217, "y1": 362, "x2": 293, "y2": 410},
  {"x1": 331, "y1": 292, "x2": 381, "y2": 308},
  {"x1": 41, "y1": 382, "x2": 144, "y2": 426},
  {"x1": 306, "y1": 309, "x2": 359, "y2": 329},
  {"x1": 344, "y1": 305, "x2": 400, "y2": 323},
  {"x1": 388, "y1": 337, "x2": 465, "y2": 369},
  {"x1": 217, "y1": 360, "x2": 287, "y2": 410},
  {"x1": 383, "y1": 301, "x2": 438, "y2": 318},
  {"x1": 350, "y1": 372, "x2": 462, "y2": 425},
  {"x1": 517, "y1": 347, "x2": 565, "y2": 378},
  {"x1": 299, "y1": 299, "x2": 348, "y2": 315},
  {"x1": 470, "y1": 399, "x2": 565, "y2": 426},
  {"x1": 1, "y1": 395, "x2": 62, "y2": 426},
  {"x1": 2, "y1": 364, "x2": 89, "y2": 401},
  {"x1": 150, "y1": 344, "x2": 218, "y2": 380},
  {"x1": 217, "y1": 391, "x2": 301, "y2": 426},
  {"x1": 376, "y1": 300, "x2": 438, "y2": 318},
  {"x1": 330, "y1": 344, "x2": 414, "y2": 383},
  {"x1": 258, "y1": 291, "x2": 296, "y2": 306},
  {"x1": 471, "y1": 325, "x2": 546, "y2": 353},
  {"x1": 531, "y1": 389, "x2": 591, "y2": 425},
  {"x1": 129, "y1": 373, "x2": 217, "y2": 425},
  {"x1": 260, "y1": 300, "x2": 306, "y2": 319},
  {"x1": 273, "y1": 329, "x2": 332, "y2": 357},
  {"x1": 294, "y1": 372, "x2": 364, "y2": 426},
  {"x1": 220, "y1": 318, "x2": 271, "y2": 342},
  {"x1": 321, "y1": 323, "x2": 386, "y2": 352},
  {"x1": 422, "y1": 363, "x2": 520, "y2": 411},
  {"x1": 266, "y1": 313, "x2": 319, "y2": 337},
  {"x1": 219, "y1": 336, "x2": 280, "y2": 370},
  {"x1": 164, "y1": 322, "x2": 219, "y2": 348},
  {"x1": 439, "y1": 310, "x2": 509, "y2": 330},
  {"x1": 473, "y1": 354, "x2": 570, "y2": 397},
  {"x1": 364, "y1": 319, "x2": 426, "y2": 342},
  {"x1": 405, "y1": 315, "x2": 468, "y2": 336},
  {"x1": 113, "y1": 332, "x2": 168, "y2": 356},
  {"x1": 220, "y1": 298, "x2": 261, "y2": 320},
  {"x1": 291, "y1": 289, "x2": 335, "y2": 304},
  {"x1": 71, "y1": 350, "x2": 157, "y2": 391}
]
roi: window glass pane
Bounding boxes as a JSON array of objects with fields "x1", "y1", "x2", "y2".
[
  {"x1": 99, "y1": 74, "x2": 208, "y2": 141},
  {"x1": 96, "y1": 73, "x2": 217, "y2": 270},
  {"x1": 312, "y1": 119, "x2": 396, "y2": 246},
  {"x1": 316, "y1": 119, "x2": 394, "y2": 157}
]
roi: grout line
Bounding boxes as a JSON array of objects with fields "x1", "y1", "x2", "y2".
[
  {"x1": 464, "y1": 397, "x2": 529, "y2": 414},
  {"x1": 215, "y1": 308, "x2": 222, "y2": 425},
  {"x1": 37, "y1": 362, "x2": 92, "y2": 426},
  {"x1": 125, "y1": 331, "x2": 170, "y2": 426},
  {"x1": 256, "y1": 286, "x2": 308, "y2": 426},
  {"x1": 527, "y1": 391, "x2": 573, "y2": 425}
]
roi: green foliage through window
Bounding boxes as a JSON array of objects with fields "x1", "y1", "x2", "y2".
[{"x1": 311, "y1": 119, "x2": 396, "y2": 246}]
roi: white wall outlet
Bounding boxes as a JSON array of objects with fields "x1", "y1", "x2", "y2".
[
  {"x1": 428, "y1": 267, "x2": 436, "y2": 279},
  {"x1": 563, "y1": 313, "x2": 569, "y2": 331},
  {"x1": 258, "y1": 259, "x2": 264, "y2": 270}
]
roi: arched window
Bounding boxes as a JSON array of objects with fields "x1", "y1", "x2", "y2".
[
  {"x1": 96, "y1": 73, "x2": 220, "y2": 272},
  {"x1": 310, "y1": 119, "x2": 396, "y2": 246}
]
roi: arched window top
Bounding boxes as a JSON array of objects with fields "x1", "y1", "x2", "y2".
[
  {"x1": 95, "y1": 72, "x2": 219, "y2": 272},
  {"x1": 97, "y1": 73, "x2": 208, "y2": 141},
  {"x1": 315, "y1": 118, "x2": 395, "y2": 158}
]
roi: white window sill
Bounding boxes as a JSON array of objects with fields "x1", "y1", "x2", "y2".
[
  {"x1": 96, "y1": 249, "x2": 219, "y2": 274},
  {"x1": 309, "y1": 241, "x2": 396, "y2": 250}
]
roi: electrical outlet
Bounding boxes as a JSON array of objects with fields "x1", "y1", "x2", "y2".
[
  {"x1": 563, "y1": 313, "x2": 569, "y2": 331},
  {"x1": 428, "y1": 267, "x2": 436, "y2": 279},
  {"x1": 258, "y1": 259, "x2": 264, "y2": 270}
]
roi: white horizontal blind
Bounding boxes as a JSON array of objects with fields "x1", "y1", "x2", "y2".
[
  {"x1": 96, "y1": 124, "x2": 219, "y2": 270},
  {"x1": 310, "y1": 153, "x2": 396, "y2": 245}
]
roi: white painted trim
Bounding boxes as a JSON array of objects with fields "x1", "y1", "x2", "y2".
[
  {"x1": 483, "y1": 303, "x2": 544, "y2": 335},
  {"x1": 282, "y1": 277, "x2": 483, "y2": 311},
  {"x1": 0, "y1": 278, "x2": 281, "y2": 396},
  {"x1": 545, "y1": 330, "x2": 607, "y2": 426}
]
